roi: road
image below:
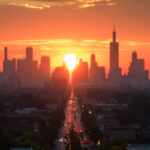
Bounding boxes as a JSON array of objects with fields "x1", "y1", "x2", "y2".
[{"x1": 54, "y1": 90, "x2": 91, "y2": 150}]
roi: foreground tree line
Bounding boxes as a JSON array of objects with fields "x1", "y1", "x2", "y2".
[
  {"x1": 0, "y1": 84, "x2": 69, "y2": 150},
  {"x1": 76, "y1": 88, "x2": 150, "y2": 149}
]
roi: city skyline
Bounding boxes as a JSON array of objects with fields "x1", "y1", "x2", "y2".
[
  {"x1": 0, "y1": 30, "x2": 149, "y2": 77},
  {"x1": 0, "y1": 0, "x2": 150, "y2": 75},
  {"x1": 1, "y1": 29, "x2": 149, "y2": 89}
]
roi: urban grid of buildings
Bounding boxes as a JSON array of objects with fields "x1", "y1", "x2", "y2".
[{"x1": 1, "y1": 30, "x2": 149, "y2": 89}]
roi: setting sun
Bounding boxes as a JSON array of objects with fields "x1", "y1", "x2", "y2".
[{"x1": 64, "y1": 54, "x2": 77, "y2": 71}]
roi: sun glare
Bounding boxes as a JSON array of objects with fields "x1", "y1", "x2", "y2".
[{"x1": 64, "y1": 54, "x2": 77, "y2": 71}]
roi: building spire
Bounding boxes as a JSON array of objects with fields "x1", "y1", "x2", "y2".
[
  {"x1": 112, "y1": 25, "x2": 116, "y2": 42},
  {"x1": 4, "y1": 47, "x2": 8, "y2": 61}
]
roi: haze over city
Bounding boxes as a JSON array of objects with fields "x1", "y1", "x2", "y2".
[{"x1": 1, "y1": 1, "x2": 150, "y2": 150}]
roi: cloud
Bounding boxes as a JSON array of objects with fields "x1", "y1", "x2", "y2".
[
  {"x1": 2, "y1": 38, "x2": 150, "y2": 49},
  {"x1": 0, "y1": 0, "x2": 117, "y2": 9}
]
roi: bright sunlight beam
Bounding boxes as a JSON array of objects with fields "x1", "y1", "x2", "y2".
[{"x1": 64, "y1": 54, "x2": 77, "y2": 71}]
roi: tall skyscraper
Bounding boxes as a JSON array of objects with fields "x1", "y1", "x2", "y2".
[
  {"x1": 109, "y1": 29, "x2": 121, "y2": 82},
  {"x1": 90, "y1": 54, "x2": 98, "y2": 79},
  {"x1": 3, "y1": 47, "x2": 16, "y2": 74},
  {"x1": 26, "y1": 47, "x2": 33, "y2": 61},
  {"x1": 17, "y1": 47, "x2": 38, "y2": 87},
  {"x1": 39, "y1": 56, "x2": 50, "y2": 77},
  {"x1": 4, "y1": 47, "x2": 8, "y2": 61},
  {"x1": 52, "y1": 65, "x2": 69, "y2": 88},
  {"x1": 96, "y1": 67, "x2": 106, "y2": 82},
  {"x1": 72, "y1": 59, "x2": 88, "y2": 84},
  {"x1": 128, "y1": 51, "x2": 148, "y2": 80},
  {"x1": 109, "y1": 28, "x2": 119, "y2": 71},
  {"x1": 124, "y1": 51, "x2": 149, "y2": 89},
  {"x1": 3, "y1": 47, "x2": 8, "y2": 73},
  {"x1": 2, "y1": 47, "x2": 17, "y2": 89}
]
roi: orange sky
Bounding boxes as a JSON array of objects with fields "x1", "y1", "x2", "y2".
[
  {"x1": 0, "y1": 38, "x2": 150, "y2": 76},
  {"x1": 0, "y1": 0, "x2": 150, "y2": 74}
]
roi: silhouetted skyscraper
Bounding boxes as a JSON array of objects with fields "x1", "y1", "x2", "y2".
[
  {"x1": 52, "y1": 65, "x2": 69, "y2": 88},
  {"x1": 3, "y1": 47, "x2": 8, "y2": 73},
  {"x1": 132, "y1": 51, "x2": 137, "y2": 62},
  {"x1": 3, "y1": 47, "x2": 16, "y2": 74},
  {"x1": 90, "y1": 54, "x2": 98, "y2": 79},
  {"x1": 110, "y1": 28, "x2": 119, "y2": 71},
  {"x1": 39, "y1": 56, "x2": 50, "y2": 77},
  {"x1": 17, "y1": 47, "x2": 39, "y2": 87},
  {"x1": 73, "y1": 59, "x2": 88, "y2": 84},
  {"x1": 2, "y1": 47, "x2": 17, "y2": 89},
  {"x1": 109, "y1": 29, "x2": 121, "y2": 82},
  {"x1": 128, "y1": 51, "x2": 148, "y2": 80},
  {"x1": 4, "y1": 47, "x2": 8, "y2": 61},
  {"x1": 26, "y1": 47, "x2": 33, "y2": 61},
  {"x1": 91, "y1": 54, "x2": 96, "y2": 66},
  {"x1": 124, "y1": 51, "x2": 149, "y2": 89},
  {"x1": 96, "y1": 67, "x2": 106, "y2": 82}
]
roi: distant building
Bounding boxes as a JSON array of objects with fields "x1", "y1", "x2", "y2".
[
  {"x1": 39, "y1": 56, "x2": 50, "y2": 78},
  {"x1": 52, "y1": 65, "x2": 69, "y2": 88},
  {"x1": 89, "y1": 54, "x2": 106, "y2": 83},
  {"x1": 17, "y1": 47, "x2": 39, "y2": 87},
  {"x1": 95, "y1": 66, "x2": 106, "y2": 82},
  {"x1": 108, "y1": 29, "x2": 121, "y2": 83},
  {"x1": 110, "y1": 29, "x2": 119, "y2": 70},
  {"x1": 2, "y1": 47, "x2": 51, "y2": 88},
  {"x1": 3, "y1": 47, "x2": 17, "y2": 75},
  {"x1": 128, "y1": 51, "x2": 148, "y2": 80},
  {"x1": 73, "y1": 59, "x2": 88, "y2": 85},
  {"x1": 125, "y1": 51, "x2": 149, "y2": 89},
  {"x1": 26, "y1": 46, "x2": 33, "y2": 61},
  {"x1": 2, "y1": 47, "x2": 17, "y2": 88},
  {"x1": 90, "y1": 54, "x2": 98, "y2": 80}
]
